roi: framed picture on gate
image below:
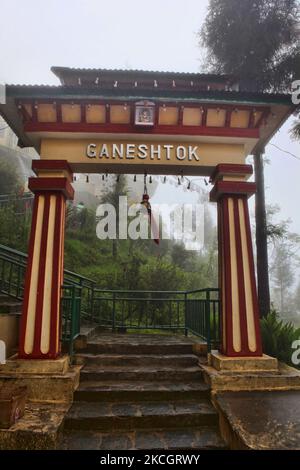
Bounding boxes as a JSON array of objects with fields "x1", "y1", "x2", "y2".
[{"x1": 135, "y1": 101, "x2": 155, "y2": 126}]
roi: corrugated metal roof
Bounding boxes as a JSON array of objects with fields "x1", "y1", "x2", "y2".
[{"x1": 51, "y1": 66, "x2": 230, "y2": 79}]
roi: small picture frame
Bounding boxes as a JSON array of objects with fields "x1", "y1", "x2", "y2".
[{"x1": 135, "y1": 102, "x2": 155, "y2": 126}]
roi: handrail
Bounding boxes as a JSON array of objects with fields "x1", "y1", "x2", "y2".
[
  {"x1": 0, "y1": 243, "x2": 96, "y2": 286},
  {"x1": 92, "y1": 288, "x2": 219, "y2": 295}
]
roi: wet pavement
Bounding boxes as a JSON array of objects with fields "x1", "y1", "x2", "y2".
[{"x1": 216, "y1": 390, "x2": 300, "y2": 450}]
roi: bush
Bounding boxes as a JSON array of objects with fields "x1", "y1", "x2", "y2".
[{"x1": 261, "y1": 311, "x2": 300, "y2": 368}]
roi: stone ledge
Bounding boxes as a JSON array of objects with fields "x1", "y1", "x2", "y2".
[
  {"x1": 209, "y1": 351, "x2": 278, "y2": 372},
  {"x1": 0, "y1": 402, "x2": 69, "y2": 450},
  {"x1": 201, "y1": 361, "x2": 300, "y2": 392},
  {"x1": 192, "y1": 343, "x2": 207, "y2": 356},
  {"x1": 0, "y1": 354, "x2": 70, "y2": 375},
  {"x1": 0, "y1": 365, "x2": 81, "y2": 403}
]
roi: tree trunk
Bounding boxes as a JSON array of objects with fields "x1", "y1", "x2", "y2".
[{"x1": 254, "y1": 150, "x2": 271, "y2": 318}]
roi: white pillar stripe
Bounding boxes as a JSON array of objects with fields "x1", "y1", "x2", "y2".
[
  {"x1": 228, "y1": 198, "x2": 241, "y2": 353},
  {"x1": 41, "y1": 195, "x2": 56, "y2": 354},
  {"x1": 238, "y1": 199, "x2": 257, "y2": 352}
]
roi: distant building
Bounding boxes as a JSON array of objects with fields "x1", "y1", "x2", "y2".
[{"x1": 0, "y1": 116, "x2": 38, "y2": 192}]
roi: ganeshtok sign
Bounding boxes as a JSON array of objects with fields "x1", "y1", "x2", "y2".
[
  {"x1": 40, "y1": 138, "x2": 246, "y2": 173},
  {"x1": 86, "y1": 142, "x2": 201, "y2": 161}
]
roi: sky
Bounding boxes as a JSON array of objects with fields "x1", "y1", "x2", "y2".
[{"x1": 0, "y1": 0, "x2": 299, "y2": 234}]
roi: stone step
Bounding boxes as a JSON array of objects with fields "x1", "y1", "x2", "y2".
[
  {"x1": 64, "y1": 399, "x2": 218, "y2": 431},
  {"x1": 0, "y1": 301, "x2": 22, "y2": 313},
  {"x1": 60, "y1": 427, "x2": 226, "y2": 450},
  {"x1": 74, "y1": 353, "x2": 199, "y2": 368},
  {"x1": 84, "y1": 341, "x2": 195, "y2": 355},
  {"x1": 75, "y1": 380, "x2": 210, "y2": 402},
  {"x1": 80, "y1": 366, "x2": 203, "y2": 382}
]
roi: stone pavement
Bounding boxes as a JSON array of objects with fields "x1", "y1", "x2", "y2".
[
  {"x1": 0, "y1": 402, "x2": 69, "y2": 450},
  {"x1": 215, "y1": 390, "x2": 300, "y2": 450}
]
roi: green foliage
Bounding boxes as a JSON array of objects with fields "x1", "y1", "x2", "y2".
[
  {"x1": 0, "y1": 159, "x2": 22, "y2": 195},
  {"x1": 0, "y1": 202, "x2": 31, "y2": 251},
  {"x1": 261, "y1": 311, "x2": 300, "y2": 367},
  {"x1": 201, "y1": 0, "x2": 300, "y2": 91}
]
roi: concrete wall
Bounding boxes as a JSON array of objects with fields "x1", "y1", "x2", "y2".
[{"x1": 0, "y1": 314, "x2": 19, "y2": 358}]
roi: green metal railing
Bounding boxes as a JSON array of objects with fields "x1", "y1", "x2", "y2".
[
  {"x1": 185, "y1": 289, "x2": 220, "y2": 351},
  {"x1": 0, "y1": 243, "x2": 221, "y2": 354},
  {"x1": 61, "y1": 284, "x2": 82, "y2": 357},
  {"x1": 0, "y1": 244, "x2": 94, "y2": 355},
  {"x1": 82, "y1": 287, "x2": 220, "y2": 351}
]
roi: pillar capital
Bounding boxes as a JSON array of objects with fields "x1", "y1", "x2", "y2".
[
  {"x1": 210, "y1": 163, "x2": 253, "y2": 184},
  {"x1": 28, "y1": 176, "x2": 74, "y2": 200},
  {"x1": 210, "y1": 164, "x2": 256, "y2": 202},
  {"x1": 29, "y1": 159, "x2": 74, "y2": 200},
  {"x1": 32, "y1": 160, "x2": 73, "y2": 181}
]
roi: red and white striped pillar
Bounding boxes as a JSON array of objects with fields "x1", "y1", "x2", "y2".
[
  {"x1": 19, "y1": 160, "x2": 74, "y2": 359},
  {"x1": 210, "y1": 164, "x2": 263, "y2": 357}
]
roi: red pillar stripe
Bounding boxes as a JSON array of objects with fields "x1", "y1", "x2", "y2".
[
  {"x1": 221, "y1": 197, "x2": 234, "y2": 356},
  {"x1": 233, "y1": 197, "x2": 249, "y2": 353},
  {"x1": 49, "y1": 194, "x2": 63, "y2": 357},
  {"x1": 58, "y1": 197, "x2": 66, "y2": 353},
  {"x1": 32, "y1": 194, "x2": 51, "y2": 357},
  {"x1": 19, "y1": 194, "x2": 40, "y2": 357}
]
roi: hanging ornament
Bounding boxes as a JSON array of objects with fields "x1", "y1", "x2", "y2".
[{"x1": 140, "y1": 173, "x2": 159, "y2": 245}]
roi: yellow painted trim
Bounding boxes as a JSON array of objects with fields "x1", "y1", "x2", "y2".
[
  {"x1": 222, "y1": 250, "x2": 226, "y2": 351},
  {"x1": 238, "y1": 199, "x2": 257, "y2": 352},
  {"x1": 41, "y1": 195, "x2": 56, "y2": 354},
  {"x1": 228, "y1": 198, "x2": 241, "y2": 353},
  {"x1": 56, "y1": 197, "x2": 65, "y2": 351}
]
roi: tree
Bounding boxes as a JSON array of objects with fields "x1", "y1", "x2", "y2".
[
  {"x1": 254, "y1": 150, "x2": 271, "y2": 317},
  {"x1": 291, "y1": 118, "x2": 300, "y2": 140},
  {"x1": 267, "y1": 207, "x2": 300, "y2": 319},
  {"x1": 0, "y1": 159, "x2": 21, "y2": 195},
  {"x1": 271, "y1": 243, "x2": 295, "y2": 316},
  {"x1": 201, "y1": 0, "x2": 300, "y2": 92},
  {"x1": 201, "y1": 0, "x2": 300, "y2": 317}
]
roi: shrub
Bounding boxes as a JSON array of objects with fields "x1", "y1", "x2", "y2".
[{"x1": 261, "y1": 311, "x2": 300, "y2": 368}]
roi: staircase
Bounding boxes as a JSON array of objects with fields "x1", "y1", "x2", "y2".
[
  {"x1": 60, "y1": 333, "x2": 226, "y2": 450},
  {"x1": 0, "y1": 293, "x2": 22, "y2": 315}
]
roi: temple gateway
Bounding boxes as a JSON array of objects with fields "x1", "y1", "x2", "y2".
[{"x1": 0, "y1": 66, "x2": 299, "y2": 451}]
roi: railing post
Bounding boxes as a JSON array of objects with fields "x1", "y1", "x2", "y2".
[
  {"x1": 205, "y1": 291, "x2": 211, "y2": 353},
  {"x1": 69, "y1": 286, "x2": 76, "y2": 360},
  {"x1": 184, "y1": 292, "x2": 188, "y2": 336},
  {"x1": 112, "y1": 292, "x2": 116, "y2": 331}
]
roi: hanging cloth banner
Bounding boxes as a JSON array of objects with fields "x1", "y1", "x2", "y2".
[{"x1": 141, "y1": 174, "x2": 159, "y2": 245}]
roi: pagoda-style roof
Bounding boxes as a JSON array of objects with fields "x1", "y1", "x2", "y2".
[
  {"x1": 51, "y1": 66, "x2": 235, "y2": 91},
  {"x1": 0, "y1": 67, "x2": 296, "y2": 154}
]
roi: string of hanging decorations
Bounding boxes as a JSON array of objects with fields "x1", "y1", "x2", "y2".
[{"x1": 72, "y1": 172, "x2": 210, "y2": 194}]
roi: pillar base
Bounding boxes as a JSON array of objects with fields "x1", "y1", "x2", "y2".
[
  {"x1": 209, "y1": 351, "x2": 278, "y2": 372},
  {"x1": 201, "y1": 353, "x2": 300, "y2": 392},
  {"x1": 0, "y1": 354, "x2": 70, "y2": 375},
  {"x1": 0, "y1": 355, "x2": 80, "y2": 402}
]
